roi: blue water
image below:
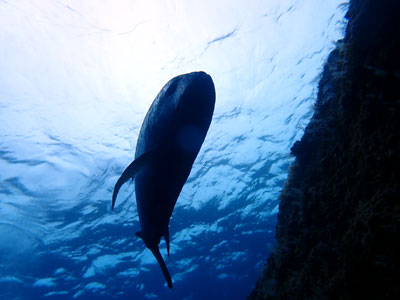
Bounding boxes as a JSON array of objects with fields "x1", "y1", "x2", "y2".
[{"x1": 0, "y1": 1, "x2": 346, "y2": 299}]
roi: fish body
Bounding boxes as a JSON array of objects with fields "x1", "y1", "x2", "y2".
[{"x1": 112, "y1": 71, "x2": 215, "y2": 288}]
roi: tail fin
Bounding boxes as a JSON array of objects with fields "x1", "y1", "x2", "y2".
[
  {"x1": 111, "y1": 152, "x2": 153, "y2": 210},
  {"x1": 149, "y1": 246, "x2": 173, "y2": 289}
]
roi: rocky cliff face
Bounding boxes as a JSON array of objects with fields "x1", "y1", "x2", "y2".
[{"x1": 248, "y1": 0, "x2": 400, "y2": 299}]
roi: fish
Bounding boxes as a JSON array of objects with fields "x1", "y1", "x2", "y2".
[{"x1": 112, "y1": 71, "x2": 216, "y2": 288}]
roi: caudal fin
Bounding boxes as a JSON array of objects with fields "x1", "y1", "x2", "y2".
[
  {"x1": 111, "y1": 152, "x2": 153, "y2": 210},
  {"x1": 149, "y1": 246, "x2": 173, "y2": 289}
]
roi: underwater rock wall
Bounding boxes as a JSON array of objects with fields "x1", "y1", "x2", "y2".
[{"x1": 248, "y1": 0, "x2": 400, "y2": 299}]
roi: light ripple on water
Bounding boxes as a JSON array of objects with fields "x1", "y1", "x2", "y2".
[{"x1": 0, "y1": 0, "x2": 347, "y2": 299}]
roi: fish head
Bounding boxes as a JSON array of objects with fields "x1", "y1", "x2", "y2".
[{"x1": 174, "y1": 72, "x2": 216, "y2": 156}]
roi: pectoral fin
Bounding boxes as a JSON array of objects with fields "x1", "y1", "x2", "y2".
[{"x1": 112, "y1": 151, "x2": 153, "y2": 210}]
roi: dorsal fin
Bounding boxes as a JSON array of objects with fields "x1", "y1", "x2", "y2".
[
  {"x1": 135, "y1": 231, "x2": 144, "y2": 240},
  {"x1": 111, "y1": 151, "x2": 153, "y2": 210},
  {"x1": 149, "y1": 245, "x2": 173, "y2": 289},
  {"x1": 164, "y1": 228, "x2": 170, "y2": 257},
  {"x1": 136, "y1": 231, "x2": 172, "y2": 288}
]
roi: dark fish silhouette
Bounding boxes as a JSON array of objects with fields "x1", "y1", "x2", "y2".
[{"x1": 112, "y1": 71, "x2": 215, "y2": 288}]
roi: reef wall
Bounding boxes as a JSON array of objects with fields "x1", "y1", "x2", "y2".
[{"x1": 248, "y1": 0, "x2": 400, "y2": 299}]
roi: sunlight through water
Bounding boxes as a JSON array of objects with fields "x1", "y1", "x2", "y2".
[{"x1": 0, "y1": 0, "x2": 346, "y2": 299}]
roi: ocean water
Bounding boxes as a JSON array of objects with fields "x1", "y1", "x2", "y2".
[{"x1": 0, "y1": 1, "x2": 346, "y2": 299}]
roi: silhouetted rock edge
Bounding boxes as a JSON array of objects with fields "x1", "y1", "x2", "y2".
[{"x1": 247, "y1": 0, "x2": 400, "y2": 299}]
